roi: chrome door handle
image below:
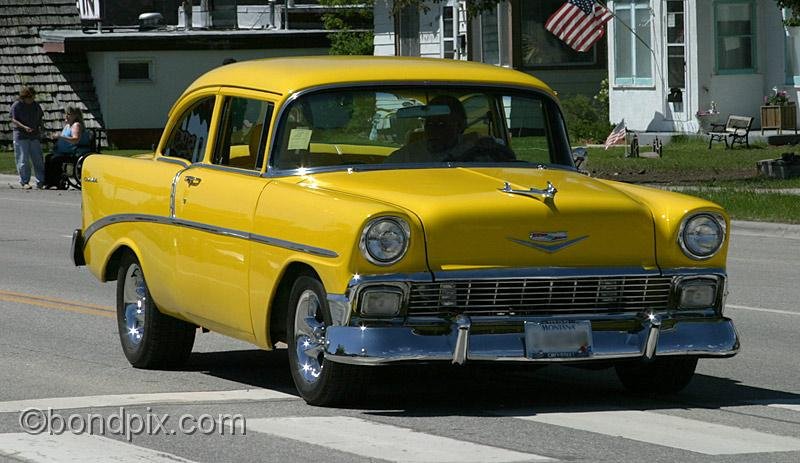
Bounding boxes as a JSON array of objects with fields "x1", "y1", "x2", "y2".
[{"x1": 184, "y1": 176, "x2": 202, "y2": 186}]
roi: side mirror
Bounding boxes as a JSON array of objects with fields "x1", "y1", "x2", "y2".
[{"x1": 572, "y1": 147, "x2": 588, "y2": 168}]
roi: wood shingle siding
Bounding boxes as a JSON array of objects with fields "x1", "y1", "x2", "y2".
[{"x1": 1, "y1": 0, "x2": 103, "y2": 148}]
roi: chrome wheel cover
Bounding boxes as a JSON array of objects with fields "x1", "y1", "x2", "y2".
[
  {"x1": 122, "y1": 264, "x2": 147, "y2": 348},
  {"x1": 293, "y1": 289, "x2": 326, "y2": 384}
]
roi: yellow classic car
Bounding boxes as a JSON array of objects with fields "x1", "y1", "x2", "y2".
[{"x1": 71, "y1": 56, "x2": 739, "y2": 405}]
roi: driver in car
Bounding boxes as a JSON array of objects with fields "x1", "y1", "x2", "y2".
[
  {"x1": 387, "y1": 95, "x2": 514, "y2": 163},
  {"x1": 386, "y1": 95, "x2": 471, "y2": 163}
]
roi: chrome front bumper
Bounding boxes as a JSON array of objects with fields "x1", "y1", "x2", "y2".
[{"x1": 324, "y1": 314, "x2": 740, "y2": 365}]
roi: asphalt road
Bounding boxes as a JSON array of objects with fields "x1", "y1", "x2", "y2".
[{"x1": 1, "y1": 184, "x2": 799, "y2": 463}]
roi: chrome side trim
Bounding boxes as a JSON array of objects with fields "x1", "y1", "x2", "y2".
[
  {"x1": 196, "y1": 163, "x2": 263, "y2": 176},
  {"x1": 249, "y1": 231, "x2": 338, "y2": 258},
  {"x1": 81, "y1": 213, "x2": 338, "y2": 258}
]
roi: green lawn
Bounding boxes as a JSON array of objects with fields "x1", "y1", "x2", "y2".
[
  {"x1": 585, "y1": 138, "x2": 792, "y2": 184},
  {"x1": 1, "y1": 149, "x2": 148, "y2": 174}
]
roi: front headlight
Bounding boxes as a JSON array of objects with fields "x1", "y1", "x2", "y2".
[
  {"x1": 678, "y1": 213, "x2": 726, "y2": 259},
  {"x1": 360, "y1": 217, "x2": 410, "y2": 265}
]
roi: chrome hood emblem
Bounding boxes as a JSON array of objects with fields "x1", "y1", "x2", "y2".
[
  {"x1": 499, "y1": 181, "x2": 557, "y2": 199},
  {"x1": 509, "y1": 231, "x2": 588, "y2": 253}
]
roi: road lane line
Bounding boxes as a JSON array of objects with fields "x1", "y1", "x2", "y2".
[
  {"x1": 244, "y1": 416, "x2": 553, "y2": 462},
  {"x1": 0, "y1": 291, "x2": 113, "y2": 319},
  {"x1": 0, "y1": 433, "x2": 197, "y2": 462},
  {"x1": 726, "y1": 304, "x2": 798, "y2": 316},
  {"x1": 508, "y1": 410, "x2": 800, "y2": 455},
  {"x1": 0, "y1": 290, "x2": 113, "y2": 312},
  {"x1": 0, "y1": 389, "x2": 297, "y2": 413}
]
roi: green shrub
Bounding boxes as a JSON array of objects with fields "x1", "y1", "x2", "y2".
[{"x1": 561, "y1": 94, "x2": 613, "y2": 144}]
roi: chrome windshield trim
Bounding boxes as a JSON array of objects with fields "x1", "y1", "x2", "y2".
[
  {"x1": 82, "y1": 213, "x2": 338, "y2": 258},
  {"x1": 265, "y1": 82, "x2": 572, "y2": 176}
]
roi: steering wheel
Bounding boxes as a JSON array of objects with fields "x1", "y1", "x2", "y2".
[{"x1": 446, "y1": 137, "x2": 516, "y2": 163}]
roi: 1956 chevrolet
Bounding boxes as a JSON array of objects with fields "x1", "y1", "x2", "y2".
[{"x1": 72, "y1": 56, "x2": 739, "y2": 405}]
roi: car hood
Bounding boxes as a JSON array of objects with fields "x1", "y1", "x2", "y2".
[{"x1": 305, "y1": 167, "x2": 657, "y2": 271}]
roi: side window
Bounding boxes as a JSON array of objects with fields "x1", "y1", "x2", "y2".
[
  {"x1": 212, "y1": 96, "x2": 274, "y2": 171},
  {"x1": 163, "y1": 96, "x2": 215, "y2": 162}
]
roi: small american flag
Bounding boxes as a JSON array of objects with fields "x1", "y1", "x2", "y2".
[
  {"x1": 545, "y1": 0, "x2": 613, "y2": 53},
  {"x1": 604, "y1": 120, "x2": 627, "y2": 150}
]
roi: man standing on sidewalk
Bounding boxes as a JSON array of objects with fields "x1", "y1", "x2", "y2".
[{"x1": 10, "y1": 86, "x2": 46, "y2": 189}]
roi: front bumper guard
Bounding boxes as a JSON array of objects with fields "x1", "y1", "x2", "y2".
[{"x1": 324, "y1": 314, "x2": 739, "y2": 365}]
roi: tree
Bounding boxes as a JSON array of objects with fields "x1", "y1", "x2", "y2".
[
  {"x1": 777, "y1": 0, "x2": 800, "y2": 25},
  {"x1": 319, "y1": 0, "x2": 375, "y2": 55},
  {"x1": 392, "y1": 0, "x2": 501, "y2": 17}
]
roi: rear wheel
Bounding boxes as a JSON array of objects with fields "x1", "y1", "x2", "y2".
[
  {"x1": 287, "y1": 275, "x2": 365, "y2": 406},
  {"x1": 615, "y1": 357, "x2": 698, "y2": 393},
  {"x1": 116, "y1": 252, "x2": 196, "y2": 369}
]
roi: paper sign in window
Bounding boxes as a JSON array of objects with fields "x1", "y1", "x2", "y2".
[{"x1": 287, "y1": 128, "x2": 312, "y2": 150}]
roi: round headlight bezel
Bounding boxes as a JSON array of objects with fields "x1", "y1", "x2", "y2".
[
  {"x1": 678, "y1": 213, "x2": 726, "y2": 260},
  {"x1": 359, "y1": 216, "x2": 410, "y2": 266}
]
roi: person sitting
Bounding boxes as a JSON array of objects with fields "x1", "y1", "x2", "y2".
[
  {"x1": 386, "y1": 95, "x2": 514, "y2": 164},
  {"x1": 44, "y1": 105, "x2": 91, "y2": 188}
]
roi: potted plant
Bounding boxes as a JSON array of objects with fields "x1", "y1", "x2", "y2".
[{"x1": 761, "y1": 87, "x2": 797, "y2": 134}]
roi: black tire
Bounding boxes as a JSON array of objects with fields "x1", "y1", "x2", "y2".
[
  {"x1": 116, "y1": 252, "x2": 196, "y2": 369},
  {"x1": 287, "y1": 275, "x2": 366, "y2": 406},
  {"x1": 615, "y1": 357, "x2": 698, "y2": 393}
]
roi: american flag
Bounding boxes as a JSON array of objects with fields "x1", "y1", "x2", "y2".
[
  {"x1": 545, "y1": 0, "x2": 613, "y2": 53},
  {"x1": 604, "y1": 120, "x2": 627, "y2": 150}
]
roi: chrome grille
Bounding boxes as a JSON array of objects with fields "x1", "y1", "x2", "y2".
[{"x1": 408, "y1": 276, "x2": 673, "y2": 315}]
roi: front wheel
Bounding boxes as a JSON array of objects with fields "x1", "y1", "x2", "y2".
[
  {"x1": 116, "y1": 252, "x2": 196, "y2": 369},
  {"x1": 287, "y1": 275, "x2": 366, "y2": 406},
  {"x1": 615, "y1": 357, "x2": 698, "y2": 393}
]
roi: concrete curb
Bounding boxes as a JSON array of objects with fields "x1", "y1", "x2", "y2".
[{"x1": 731, "y1": 220, "x2": 800, "y2": 240}]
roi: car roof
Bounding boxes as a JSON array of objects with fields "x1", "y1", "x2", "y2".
[{"x1": 185, "y1": 56, "x2": 554, "y2": 98}]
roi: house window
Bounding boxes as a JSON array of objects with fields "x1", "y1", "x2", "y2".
[
  {"x1": 442, "y1": 4, "x2": 456, "y2": 59},
  {"x1": 613, "y1": 0, "x2": 653, "y2": 86},
  {"x1": 118, "y1": 60, "x2": 153, "y2": 82},
  {"x1": 519, "y1": 0, "x2": 597, "y2": 68},
  {"x1": 473, "y1": 2, "x2": 511, "y2": 67},
  {"x1": 714, "y1": 0, "x2": 755, "y2": 74}
]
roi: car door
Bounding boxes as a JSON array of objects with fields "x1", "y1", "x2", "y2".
[{"x1": 173, "y1": 92, "x2": 275, "y2": 340}]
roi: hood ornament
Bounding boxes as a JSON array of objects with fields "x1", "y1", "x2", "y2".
[
  {"x1": 509, "y1": 231, "x2": 588, "y2": 253},
  {"x1": 499, "y1": 181, "x2": 557, "y2": 199}
]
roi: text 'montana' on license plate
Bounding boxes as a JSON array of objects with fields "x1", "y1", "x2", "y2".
[{"x1": 525, "y1": 320, "x2": 593, "y2": 359}]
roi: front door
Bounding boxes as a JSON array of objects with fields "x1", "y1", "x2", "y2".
[
  {"x1": 666, "y1": 0, "x2": 688, "y2": 121},
  {"x1": 173, "y1": 94, "x2": 274, "y2": 339}
]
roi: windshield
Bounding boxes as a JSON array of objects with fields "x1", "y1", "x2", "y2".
[{"x1": 271, "y1": 86, "x2": 572, "y2": 172}]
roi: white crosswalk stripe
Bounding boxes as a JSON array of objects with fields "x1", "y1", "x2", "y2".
[
  {"x1": 0, "y1": 389, "x2": 297, "y2": 413},
  {"x1": 0, "y1": 433, "x2": 197, "y2": 462},
  {"x1": 242, "y1": 416, "x2": 554, "y2": 462},
  {"x1": 507, "y1": 409, "x2": 800, "y2": 455}
]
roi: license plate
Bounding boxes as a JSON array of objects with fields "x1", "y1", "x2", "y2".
[{"x1": 524, "y1": 320, "x2": 593, "y2": 359}]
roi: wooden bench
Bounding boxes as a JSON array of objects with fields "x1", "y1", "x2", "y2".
[{"x1": 708, "y1": 115, "x2": 753, "y2": 149}]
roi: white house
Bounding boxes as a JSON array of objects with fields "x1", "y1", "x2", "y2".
[
  {"x1": 607, "y1": 0, "x2": 796, "y2": 133},
  {"x1": 374, "y1": 0, "x2": 609, "y2": 97}
]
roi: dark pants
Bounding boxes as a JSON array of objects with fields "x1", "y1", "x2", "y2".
[{"x1": 44, "y1": 153, "x2": 74, "y2": 188}]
